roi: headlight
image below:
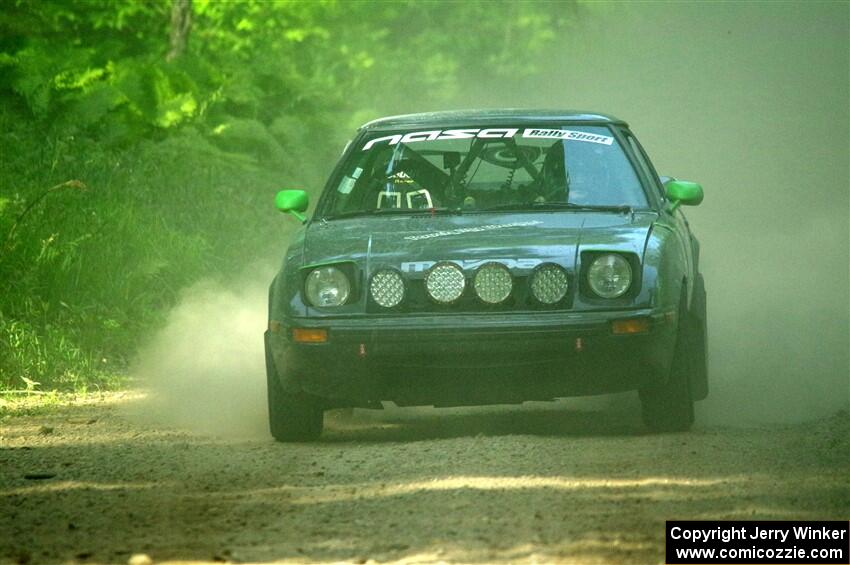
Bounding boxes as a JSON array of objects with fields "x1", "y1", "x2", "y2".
[
  {"x1": 473, "y1": 262, "x2": 513, "y2": 304},
  {"x1": 370, "y1": 269, "x2": 405, "y2": 308},
  {"x1": 529, "y1": 263, "x2": 569, "y2": 304},
  {"x1": 425, "y1": 262, "x2": 465, "y2": 303},
  {"x1": 305, "y1": 266, "x2": 350, "y2": 307},
  {"x1": 587, "y1": 254, "x2": 632, "y2": 298}
]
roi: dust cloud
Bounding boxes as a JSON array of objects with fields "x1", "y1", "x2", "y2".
[
  {"x1": 445, "y1": 2, "x2": 849, "y2": 424},
  {"x1": 131, "y1": 266, "x2": 273, "y2": 438},
  {"x1": 135, "y1": 3, "x2": 847, "y2": 434}
]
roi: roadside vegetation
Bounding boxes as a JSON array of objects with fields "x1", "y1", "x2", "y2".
[{"x1": 0, "y1": 0, "x2": 575, "y2": 391}]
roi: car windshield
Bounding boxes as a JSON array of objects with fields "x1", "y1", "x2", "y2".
[{"x1": 320, "y1": 125, "x2": 648, "y2": 219}]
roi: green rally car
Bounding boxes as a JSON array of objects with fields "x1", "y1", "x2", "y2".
[{"x1": 265, "y1": 109, "x2": 707, "y2": 441}]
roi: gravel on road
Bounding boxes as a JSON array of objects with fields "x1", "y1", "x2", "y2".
[{"x1": 1, "y1": 393, "x2": 847, "y2": 564}]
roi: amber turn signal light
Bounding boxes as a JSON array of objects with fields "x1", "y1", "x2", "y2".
[
  {"x1": 611, "y1": 317, "x2": 650, "y2": 335},
  {"x1": 292, "y1": 328, "x2": 328, "y2": 343}
]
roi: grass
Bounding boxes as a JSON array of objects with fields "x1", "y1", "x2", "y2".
[
  {"x1": 0, "y1": 106, "x2": 322, "y2": 392},
  {"x1": 0, "y1": 389, "x2": 139, "y2": 419}
]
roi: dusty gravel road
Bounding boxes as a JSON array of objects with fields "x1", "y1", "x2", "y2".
[{"x1": 1, "y1": 393, "x2": 847, "y2": 565}]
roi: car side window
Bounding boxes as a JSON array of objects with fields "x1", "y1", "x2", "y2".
[{"x1": 624, "y1": 132, "x2": 665, "y2": 202}]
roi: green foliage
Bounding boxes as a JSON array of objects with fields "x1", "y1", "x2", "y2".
[
  {"x1": 0, "y1": 114, "x2": 288, "y2": 390},
  {"x1": 0, "y1": 0, "x2": 576, "y2": 390}
]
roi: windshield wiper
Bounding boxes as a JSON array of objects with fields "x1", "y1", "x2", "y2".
[
  {"x1": 323, "y1": 207, "x2": 461, "y2": 221},
  {"x1": 479, "y1": 202, "x2": 633, "y2": 214}
]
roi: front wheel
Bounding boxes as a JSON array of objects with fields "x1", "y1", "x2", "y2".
[
  {"x1": 639, "y1": 296, "x2": 695, "y2": 432},
  {"x1": 267, "y1": 368, "x2": 324, "y2": 442}
]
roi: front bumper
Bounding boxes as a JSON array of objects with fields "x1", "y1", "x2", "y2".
[{"x1": 266, "y1": 308, "x2": 677, "y2": 407}]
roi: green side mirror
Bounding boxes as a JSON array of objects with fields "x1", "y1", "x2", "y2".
[
  {"x1": 275, "y1": 190, "x2": 309, "y2": 223},
  {"x1": 664, "y1": 180, "x2": 704, "y2": 211}
]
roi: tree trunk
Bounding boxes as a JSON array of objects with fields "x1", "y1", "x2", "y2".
[{"x1": 166, "y1": 0, "x2": 192, "y2": 61}]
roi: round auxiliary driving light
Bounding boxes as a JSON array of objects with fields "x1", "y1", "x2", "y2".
[
  {"x1": 370, "y1": 269, "x2": 405, "y2": 308},
  {"x1": 473, "y1": 262, "x2": 513, "y2": 304},
  {"x1": 305, "y1": 266, "x2": 351, "y2": 307},
  {"x1": 587, "y1": 254, "x2": 632, "y2": 298},
  {"x1": 530, "y1": 263, "x2": 569, "y2": 305},
  {"x1": 425, "y1": 262, "x2": 465, "y2": 304}
]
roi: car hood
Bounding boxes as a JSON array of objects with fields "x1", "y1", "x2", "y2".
[{"x1": 302, "y1": 211, "x2": 657, "y2": 275}]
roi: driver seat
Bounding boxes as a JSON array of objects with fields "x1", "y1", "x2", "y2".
[{"x1": 540, "y1": 142, "x2": 568, "y2": 201}]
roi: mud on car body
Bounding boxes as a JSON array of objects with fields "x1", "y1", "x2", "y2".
[{"x1": 265, "y1": 109, "x2": 707, "y2": 441}]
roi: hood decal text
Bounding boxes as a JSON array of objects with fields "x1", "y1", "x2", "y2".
[{"x1": 403, "y1": 220, "x2": 543, "y2": 241}]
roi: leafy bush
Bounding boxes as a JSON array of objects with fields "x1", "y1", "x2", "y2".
[{"x1": 0, "y1": 114, "x2": 291, "y2": 389}]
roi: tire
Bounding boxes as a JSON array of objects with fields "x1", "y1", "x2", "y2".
[
  {"x1": 266, "y1": 358, "x2": 324, "y2": 442},
  {"x1": 639, "y1": 289, "x2": 695, "y2": 432}
]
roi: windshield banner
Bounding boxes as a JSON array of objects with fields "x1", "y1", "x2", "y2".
[{"x1": 363, "y1": 128, "x2": 614, "y2": 150}]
